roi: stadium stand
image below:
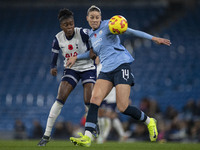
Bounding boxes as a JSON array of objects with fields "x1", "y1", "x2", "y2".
[{"x1": 0, "y1": 4, "x2": 199, "y2": 139}]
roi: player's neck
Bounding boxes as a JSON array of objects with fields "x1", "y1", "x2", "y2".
[{"x1": 65, "y1": 32, "x2": 75, "y2": 40}]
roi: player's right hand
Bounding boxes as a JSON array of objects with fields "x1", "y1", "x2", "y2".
[{"x1": 50, "y1": 68, "x2": 57, "y2": 76}]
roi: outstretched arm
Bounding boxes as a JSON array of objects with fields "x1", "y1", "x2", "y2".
[
  {"x1": 125, "y1": 28, "x2": 153, "y2": 40},
  {"x1": 125, "y1": 28, "x2": 171, "y2": 46},
  {"x1": 66, "y1": 50, "x2": 92, "y2": 68},
  {"x1": 77, "y1": 50, "x2": 90, "y2": 60}
]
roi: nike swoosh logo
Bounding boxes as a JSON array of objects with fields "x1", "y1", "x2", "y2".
[{"x1": 153, "y1": 129, "x2": 157, "y2": 138}]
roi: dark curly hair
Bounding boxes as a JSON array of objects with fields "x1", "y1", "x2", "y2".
[{"x1": 58, "y1": 8, "x2": 74, "y2": 23}]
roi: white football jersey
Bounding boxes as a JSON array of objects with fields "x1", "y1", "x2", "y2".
[
  {"x1": 97, "y1": 63, "x2": 116, "y2": 103},
  {"x1": 53, "y1": 27, "x2": 95, "y2": 72}
]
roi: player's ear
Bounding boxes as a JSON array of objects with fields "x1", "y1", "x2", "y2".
[
  {"x1": 60, "y1": 24, "x2": 63, "y2": 30},
  {"x1": 86, "y1": 15, "x2": 89, "y2": 22}
]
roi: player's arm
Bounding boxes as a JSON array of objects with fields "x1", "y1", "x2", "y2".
[
  {"x1": 80, "y1": 28, "x2": 96, "y2": 59},
  {"x1": 66, "y1": 51, "x2": 90, "y2": 68},
  {"x1": 125, "y1": 28, "x2": 171, "y2": 46},
  {"x1": 66, "y1": 46, "x2": 96, "y2": 68},
  {"x1": 50, "y1": 37, "x2": 60, "y2": 76}
]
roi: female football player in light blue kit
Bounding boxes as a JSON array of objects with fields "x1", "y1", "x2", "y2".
[
  {"x1": 68, "y1": 5, "x2": 171, "y2": 147},
  {"x1": 37, "y1": 8, "x2": 96, "y2": 146}
]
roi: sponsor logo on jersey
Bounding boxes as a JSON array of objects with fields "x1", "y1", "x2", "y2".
[
  {"x1": 93, "y1": 38, "x2": 102, "y2": 48},
  {"x1": 83, "y1": 28, "x2": 89, "y2": 35},
  {"x1": 65, "y1": 52, "x2": 78, "y2": 58}
]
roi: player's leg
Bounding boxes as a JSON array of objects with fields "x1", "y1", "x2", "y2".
[
  {"x1": 43, "y1": 81, "x2": 74, "y2": 136},
  {"x1": 101, "y1": 110, "x2": 112, "y2": 141},
  {"x1": 97, "y1": 102, "x2": 112, "y2": 144},
  {"x1": 116, "y1": 85, "x2": 158, "y2": 142},
  {"x1": 113, "y1": 117, "x2": 126, "y2": 141},
  {"x1": 81, "y1": 69, "x2": 96, "y2": 110},
  {"x1": 83, "y1": 83, "x2": 94, "y2": 108},
  {"x1": 115, "y1": 63, "x2": 158, "y2": 142},
  {"x1": 97, "y1": 106, "x2": 106, "y2": 144},
  {"x1": 107, "y1": 104, "x2": 126, "y2": 141},
  {"x1": 70, "y1": 79, "x2": 113, "y2": 147},
  {"x1": 38, "y1": 69, "x2": 79, "y2": 146},
  {"x1": 85, "y1": 79, "x2": 113, "y2": 137},
  {"x1": 38, "y1": 81, "x2": 73, "y2": 146}
]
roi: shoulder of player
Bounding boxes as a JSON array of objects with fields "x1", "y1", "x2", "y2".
[
  {"x1": 75, "y1": 27, "x2": 90, "y2": 35},
  {"x1": 97, "y1": 20, "x2": 110, "y2": 33},
  {"x1": 101, "y1": 20, "x2": 109, "y2": 27},
  {"x1": 55, "y1": 28, "x2": 82, "y2": 40},
  {"x1": 55, "y1": 30, "x2": 65, "y2": 38},
  {"x1": 74, "y1": 27, "x2": 81, "y2": 32}
]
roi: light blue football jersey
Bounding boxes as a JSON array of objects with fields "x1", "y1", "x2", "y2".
[{"x1": 89, "y1": 20, "x2": 134, "y2": 73}]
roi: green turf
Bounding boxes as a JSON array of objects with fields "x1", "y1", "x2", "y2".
[{"x1": 0, "y1": 140, "x2": 200, "y2": 150}]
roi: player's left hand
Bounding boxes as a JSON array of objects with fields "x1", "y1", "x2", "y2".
[
  {"x1": 66, "y1": 56, "x2": 77, "y2": 68},
  {"x1": 152, "y1": 37, "x2": 171, "y2": 46}
]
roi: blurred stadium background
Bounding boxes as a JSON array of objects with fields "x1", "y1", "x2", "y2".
[{"x1": 0, "y1": 0, "x2": 200, "y2": 142}]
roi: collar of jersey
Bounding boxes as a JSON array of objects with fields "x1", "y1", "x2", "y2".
[
  {"x1": 65, "y1": 32, "x2": 75, "y2": 41},
  {"x1": 92, "y1": 21, "x2": 102, "y2": 31}
]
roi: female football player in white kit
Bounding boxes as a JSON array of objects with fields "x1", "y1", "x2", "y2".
[
  {"x1": 37, "y1": 8, "x2": 96, "y2": 146},
  {"x1": 68, "y1": 5, "x2": 171, "y2": 147}
]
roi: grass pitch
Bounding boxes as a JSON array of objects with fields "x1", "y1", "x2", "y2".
[{"x1": 0, "y1": 140, "x2": 200, "y2": 150}]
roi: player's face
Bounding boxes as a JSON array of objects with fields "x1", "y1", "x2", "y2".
[
  {"x1": 60, "y1": 17, "x2": 75, "y2": 37},
  {"x1": 87, "y1": 11, "x2": 101, "y2": 30}
]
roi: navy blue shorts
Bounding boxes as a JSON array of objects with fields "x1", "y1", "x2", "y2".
[
  {"x1": 98, "y1": 63, "x2": 134, "y2": 86},
  {"x1": 61, "y1": 69, "x2": 96, "y2": 88}
]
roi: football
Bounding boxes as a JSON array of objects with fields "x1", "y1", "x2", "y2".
[{"x1": 108, "y1": 15, "x2": 128, "y2": 34}]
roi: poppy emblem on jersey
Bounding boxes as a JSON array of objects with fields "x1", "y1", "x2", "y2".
[
  {"x1": 94, "y1": 33, "x2": 97, "y2": 37},
  {"x1": 68, "y1": 44, "x2": 73, "y2": 50}
]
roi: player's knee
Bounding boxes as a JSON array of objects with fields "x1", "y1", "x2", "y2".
[
  {"x1": 49, "y1": 112, "x2": 57, "y2": 118},
  {"x1": 90, "y1": 96, "x2": 102, "y2": 106},
  {"x1": 57, "y1": 94, "x2": 66, "y2": 102},
  {"x1": 117, "y1": 103, "x2": 128, "y2": 113}
]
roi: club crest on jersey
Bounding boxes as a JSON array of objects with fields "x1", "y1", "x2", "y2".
[
  {"x1": 68, "y1": 44, "x2": 73, "y2": 50},
  {"x1": 99, "y1": 30, "x2": 103, "y2": 35}
]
